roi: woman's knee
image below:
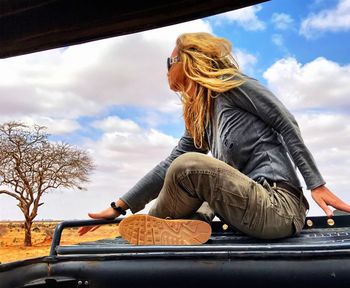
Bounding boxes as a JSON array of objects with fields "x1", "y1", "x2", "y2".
[{"x1": 168, "y1": 152, "x2": 208, "y2": 177}]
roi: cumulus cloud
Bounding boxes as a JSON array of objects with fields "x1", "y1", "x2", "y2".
[
  {"x1": 0, "y1": 19, "x2": 211, "y2": 133},
  {"x1": 263, "y1": 57, "x2": 350, "y2": 111},
  {"x1": 211, "y1": 5, "x2": 266, "y2": 31},
  {"x1": 234, "y1": 49, "x2": 258, "y2": 75},
  {"x1": 300, "y1": 0, "x2": 350, "y2": 38},
  {"x1": 93, "y1": 116, "x2": 141, "y2": 134},
  {"x1": 271, "y1": 13, "x2": 294, "y2": 30}
]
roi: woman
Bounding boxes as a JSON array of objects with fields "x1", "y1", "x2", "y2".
[{"x1": 79, "y1": 32, "x2": 350, "y2": 244}]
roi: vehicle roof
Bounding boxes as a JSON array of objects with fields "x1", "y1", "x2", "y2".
[{"x1": 0, "y1": 0, "x2": 268, "y2": 58}]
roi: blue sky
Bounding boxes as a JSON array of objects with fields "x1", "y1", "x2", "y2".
[
  {"x1": 1, "y1": 0, "x2": 350, "y2": 220},
  {"x1": 211, "y1": 0, "x2": 350, "y2": 77}
]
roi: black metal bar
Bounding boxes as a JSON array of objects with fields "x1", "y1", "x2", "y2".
[
  {"x1": 303, "y1": 215, "x2": 350, "y2": 229},
  {"x1": 50, "y1": 215, "x2": 350, "y2": 257},
  {"x1": 56, "y1": 241, "x2": 350, "y2": 254},
  {"x1": 211, "y1": 215, "x2": 350, "y2": 233},
  {"x1": 49, "y1": 218, "x2": 123, "y2": 256}
]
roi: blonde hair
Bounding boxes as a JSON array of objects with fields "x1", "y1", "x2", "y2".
[{"x1": 174, "y1": 32, "x2": 244, "y2": 148}]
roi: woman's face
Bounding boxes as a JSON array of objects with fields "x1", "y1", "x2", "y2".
[{"x1": 167, "y1": 47, "x2": 186, "y2": 92}]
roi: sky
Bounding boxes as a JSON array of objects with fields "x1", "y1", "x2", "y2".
[{"x1": 1, "y1": 0, "x2": 350, "y2": 220}]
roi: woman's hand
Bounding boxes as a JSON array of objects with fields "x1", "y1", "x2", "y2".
[
  {"x1": 77, "y1": 207, "x2": 120, "y2": 236},
  {"x1": 311, "y1": 185, "x2": 350, "y2": 217}
]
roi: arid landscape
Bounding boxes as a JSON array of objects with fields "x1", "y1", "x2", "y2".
[{"x1": 0, "y1": 221, "x2": 120, "y2": 264}]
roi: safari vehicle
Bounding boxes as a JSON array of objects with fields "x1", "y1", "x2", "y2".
[{"x1": 1, "y1": 0, "x2": 350, "y2": 287}]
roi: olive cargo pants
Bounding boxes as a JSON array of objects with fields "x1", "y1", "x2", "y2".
[{"x1": 149, "y1": 152, "x2": 308, "y2": 239}]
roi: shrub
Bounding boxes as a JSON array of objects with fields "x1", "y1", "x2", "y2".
[
  {"x1": 32, "y1": 227, "x2": 41, "y2": 233},
  {"x1": 0, "y1": 225, "x2": 8, "y2": 237}
]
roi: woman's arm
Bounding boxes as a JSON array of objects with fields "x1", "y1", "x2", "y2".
[
  {"x1": 230, "y1": 76, "x2": 350, "y2": 216},
  {"x1": 231, "y1": 76, "x2": 325, "y2": 190},
  {"x1": 78, "y1": 130, "x2": 207, "y2": 236},
  {"x1": 79, "y1": 130, "x2": 207, "y2": 232},
  {"x1": 120, "y1": 130, "x2": 208, "y2": 213}
]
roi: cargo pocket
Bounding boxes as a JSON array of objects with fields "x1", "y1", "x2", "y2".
[
  {"x1": 240, "y1": 182, "x2": 263, "y2": 232},
  {"x1": 212, "y1": 186, "x2": 249, "y2": 231}
]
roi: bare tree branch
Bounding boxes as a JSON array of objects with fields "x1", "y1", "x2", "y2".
[{"x1": 0, "y1": 189, "x2": 22, "y2": 201}]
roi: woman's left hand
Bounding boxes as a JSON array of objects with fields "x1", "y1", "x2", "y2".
[
  {"x1": 78, "y1": 207, "x2": 119, "y2": 236},
  {"x1": 311, "y1": 185, "x2": 350, "y2": 217}
]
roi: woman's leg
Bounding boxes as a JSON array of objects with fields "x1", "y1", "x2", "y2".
[{"x1": 149, "y1": 152, "x2": 307, "y2": 239}]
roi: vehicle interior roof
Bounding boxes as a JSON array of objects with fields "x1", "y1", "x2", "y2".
[{"x1": 0, "y1": 0, "x2": 268, "y2": 58}]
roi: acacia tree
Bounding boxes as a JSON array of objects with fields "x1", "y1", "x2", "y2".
[{"x1": 0, "y1": 122, "x2": 94, "y2": 246}]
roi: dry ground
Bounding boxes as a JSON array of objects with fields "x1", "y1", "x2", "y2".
[{"x1": 0, "y1": 221, "x2": 120, "y2": 264}]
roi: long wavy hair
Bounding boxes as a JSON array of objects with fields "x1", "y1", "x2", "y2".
[{"x1": 174, "y1": 32, "x2": 244, "y2": 148}]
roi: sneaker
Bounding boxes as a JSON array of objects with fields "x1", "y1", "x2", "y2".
[{"x1": 118, "y1": 214, "x2": 212, "y2": 245}]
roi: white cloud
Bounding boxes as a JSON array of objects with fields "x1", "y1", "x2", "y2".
[
  {"x1": 300, "y1": 0, "x2": 350, "y2": 38},
  {"x1": 272, "y1": 34, "x2": 284, "y2": 47},
  {"x1": 93, "y1": 116, "x2": 141, "y2": 134},
  {"x1": 271, "y1": 34, "x2": 290, "y2": 55},
  {"x1": 263, "y1": 57, "x2": 350, "y2": 110},
  {"x1": 26, "y1": 117, "x2": 81, "y2": 135},
  {"x1": 271, "y1": 13, "x2": 294, "y2": 30},
  {"x1": 0, "y1": 115, "x2": 80, "y2": 135},
  {"x1": 296, "y1": 113, "x2": 350, "y2": 151},
  {"x1": 0, "y1": 19, "x2": 211, "y2": 135},
  {"x1": 234, "y1": 49, "x2": 258, "y2": 75},
  {"x1": 211, "y1": 5, "x2": 266, "y2": 31}
]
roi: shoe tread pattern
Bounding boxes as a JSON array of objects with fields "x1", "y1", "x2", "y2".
[{"x1": 119, "y1": 214, "x2": 211, "y2": 245}]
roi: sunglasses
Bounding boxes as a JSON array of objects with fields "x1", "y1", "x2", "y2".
[{"x1": 167, "y1": 56, "x2": 180, "y2": 71}]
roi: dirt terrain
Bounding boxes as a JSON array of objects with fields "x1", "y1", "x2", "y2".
[{"x1": 0, "y1": 221, "x2": 120, "y2": 264}]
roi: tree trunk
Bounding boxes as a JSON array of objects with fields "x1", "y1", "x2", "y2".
[{"x1": 24, "y1": 218, "x2": 32, "y2": 246}]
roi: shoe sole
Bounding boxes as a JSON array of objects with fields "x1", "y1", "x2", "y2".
[{"x1": 118, "y1": 214, "x2": 212, "y2": 245}]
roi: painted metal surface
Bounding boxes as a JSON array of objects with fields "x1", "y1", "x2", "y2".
[{"x1": 1, "y1": 216, "x2": 350, "y2": 287}]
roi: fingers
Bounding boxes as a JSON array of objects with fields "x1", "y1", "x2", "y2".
[
  {"x1": 78, "y1": 225, "x2": 101, "y2": 236},
  {"x1": 88, "y1": 207, "x2": 118, "y2": 220},
  {"x1": 78, "y1": 226, "x2": 92, "y2": 236},
  {"x1": 311, "y1": 189, "x2": 333, "y2": 217},
  {"x1": 317, "y1": 198, "x2": 333, "y2": 218},
  {"x1": 78, "y1": 208, "x2": 119, "y2": 236},
  {"x1": 323, "y1": 190, "x2": 350, "y2": 213},
  {"x1": 88, "y1": 212, "x2": 104, "y2": 219},
  {"x1": 312, "y1": 186, "x2": 350, "y2": 217},
  {"x1": 90, "y1": 225, "x2": 101, "y2": 232},
  {"x1": 330, "y1": 199, "x2": 350, "y2": 214},
  {"x1": 77, "y1": 213, "x2": 104, "y2": 236}
]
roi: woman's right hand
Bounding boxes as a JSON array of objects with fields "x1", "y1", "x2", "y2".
[{"x1": 78, "y1": 207, "x2": 120, "y2": 236}]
